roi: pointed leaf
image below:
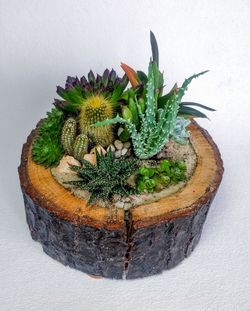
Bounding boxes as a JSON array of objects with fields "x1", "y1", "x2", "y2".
[
  {"x1": 137, "y1": 71, "x2": 148, "y2": 84},
  {"x1": 102, "y1": 69, "x2": 109, "y2": 87},
  {"x1": 121, "y1": 63, "x2": 140, "y2": 87},
  {"x1": 109, "y1": 69, "x2": 116, "y2": 82},
  {"x1": 179, "y1": 106, "x2": 208, "y2": 118},
  {"x1": 150, "y1": 31, "x2": 159, "y2": 67},
  {"x1": 178, "y1": 70, "x2": 209, "y2": 101},
  {"x1": 180, "y1": 102, "x2": 216, "y2": 111},
  {"x1": 88, "y1": 70, "x2": 95, "y2": 83}
]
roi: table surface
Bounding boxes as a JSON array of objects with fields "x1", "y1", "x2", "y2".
[{"x1": 0, "y1": 1, "x2": 250, "y2": 310}]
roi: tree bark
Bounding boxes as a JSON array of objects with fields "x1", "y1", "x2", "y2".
[{"x1": 18, "y1": 121, "x2": 223, "y2": 279}]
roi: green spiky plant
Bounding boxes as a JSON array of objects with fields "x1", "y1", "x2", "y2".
[
  {"x1": 120, "y1": 31, "x2": 215, "y2": 122},
  {"x1": 32, "y1": 108, "x2": 66, "y2": 167},
  {"x1": 66, "y1": 150, "x2": 138, "y2": 204},
  {"x1": 93, "y1": 58, "x2": 208, "y2": 159},
  {"x1": 54, "y1": 69, "x2": 128, "y2": 147}
]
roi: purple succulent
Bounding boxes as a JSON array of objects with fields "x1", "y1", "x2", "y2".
[{"x1": 54, "y1": 69, "x2": 128, "y2": 112}]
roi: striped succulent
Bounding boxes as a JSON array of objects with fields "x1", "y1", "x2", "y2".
[
  {"x1": 54, "y1": 69, "x2": 128, "y2": 113},
  {"x1": 93, "y1": 60, "x2": 207, "y2": 159}
]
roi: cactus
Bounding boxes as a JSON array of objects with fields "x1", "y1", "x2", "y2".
[
  {"x1": 79, "y1": 95, "x2": 114, "y2": 147},
  {"x1": 61, "y1": 118, "x2": 77, "y2": 155},
  {"x1": 73, "y1": 134, "x2": 88, "y2": 161}
]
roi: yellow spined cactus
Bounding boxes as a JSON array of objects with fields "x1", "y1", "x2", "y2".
[{"x1": 79, "y1": 95, "x2": 114, "y2": 147}]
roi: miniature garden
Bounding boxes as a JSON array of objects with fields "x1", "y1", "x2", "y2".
[{"x1": 31, "y1": 31, "x2": 214, "y2": 209}]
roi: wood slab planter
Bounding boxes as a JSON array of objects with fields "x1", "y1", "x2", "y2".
[{"x1": 18, "y1": 120, "x2": 223, "y2": 279}]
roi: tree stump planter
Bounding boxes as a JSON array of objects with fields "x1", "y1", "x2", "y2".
[{"x1": 18, "y1": 120, "x2": 223, "y2": 279}]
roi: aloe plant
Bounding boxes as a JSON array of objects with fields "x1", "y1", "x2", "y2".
[
  {"x1": 121, "y1": 31, "x2": 214, "y2": 120},
  {"x1": 93, "y1": 58, "x2": 207, "y2": 159}
]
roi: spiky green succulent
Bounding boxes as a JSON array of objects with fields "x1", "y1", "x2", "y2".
[
  {"x1": 121, "y1": 31, "x2": 215, "y2": 120},
  {"x1": 93, "y1": 58, "x2": 208, "y2": 159},
  {"x1": 54, "y1": 69, "x2": 128, "y2": 113},
  {"x1": 32, "y1": 108, "x2": 66, "y2": 167},
  {"x1": 66, "y1": 150, "x2": 138, "y2": 204}
]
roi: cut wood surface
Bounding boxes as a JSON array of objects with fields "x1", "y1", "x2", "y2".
[{"x1": 18, "y1": 120, "x2": 223, "y2": 279}]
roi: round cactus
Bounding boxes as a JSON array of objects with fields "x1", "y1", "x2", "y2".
[
  {"x1": 79, "y1": 95, "x2": 114, "y2": 147},
  {"x1": 73, "y1": 134, "x2": 88, "y2": 161},
  {"x1": 61, "y1": 118, "x2": 77, "y2": 155}
]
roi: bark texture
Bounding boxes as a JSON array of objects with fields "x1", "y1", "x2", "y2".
[{"x1": 18, "y1": 120, "x2": 223, "y2": 279}]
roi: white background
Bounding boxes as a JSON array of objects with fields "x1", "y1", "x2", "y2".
[{"x1": 0, "y1": 1, "x2": 250, "y2": 310}]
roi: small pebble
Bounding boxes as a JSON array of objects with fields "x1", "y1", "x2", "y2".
[
  {"x1": 123, "y1": 141, "x2": 131, "y2": 149},
  {"x1": 114, "y1": 140, "x2": 123, "y2": 150},
  {"x1": 90, "y1": 145, "x2": 106, "y2": 155},
  {"x1": 107, "y1": 144, "x2": 115, "y2": 153},
  {"x1": 126, "y1": 149, "x2": 132, "y2": 156},
  {"x1": 124, "y1": 202, "x2": 132, "y2": 210},
  {"x1": 123, "y1": 197, "x2": 131, "y2": 203},
  {"x1": 121, "y1": 148, "x2": 128, "y2": 156},
  {"x1": 53, "y1": 156, "x2": 81, "y2": 174},
  {"x1": 83, "y1": 153, "x2": 96, "y2": 165},
  {"x1": 115, "y1": 201, "x2": 125, "y2": 209},
  {"x1": 115, "y1": 150, "x2": 122, "y2": 158},
  {"x1": 117, "y1": 127, "x2": 124, "y2": 136}
]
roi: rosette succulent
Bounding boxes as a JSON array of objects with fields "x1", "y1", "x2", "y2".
[
  {"x1": 54, "y1": 69, "x2": 128, "y2": 113},
  {"x1": 32, "y1": 108, "x2": 66, "y2": 167}
]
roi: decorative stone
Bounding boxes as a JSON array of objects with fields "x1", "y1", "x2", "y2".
[
  {"x1": 123, "y1": 202, "x2": 132, "y2": 210},
  {"x1": 90, "y1": 145, "x2": 106, "y2": 156},
  {"x1": 121, "y1": 148, "x2": 128, "y2": 156},
  {"x1": 114, "y1": 150, "x2": 122, "y2": 158},
  {"x1": 107, "y1": 144, "x2": 116, "y2": 153},
  {"x1": 53, "y1": 155, "x2": 81, "y2": 175},
  {"x1": 123, "y1": 141, "x2": 131, "y2": 149},
  {"x1": 126, "y1": 149, "x2": 132, "y2": 157},
  {"x1": 114, "y1": 140, "x2": 123, "y2": 150},
  {"x1": 83, "y1": 153, "x2": 96, "y2": 165},
  {"x1": 117, "y1": 127, "x2": 124, "y2": 136},
  {"x1": 127, "y1": 174, "x2": 136, "y2": 187}
]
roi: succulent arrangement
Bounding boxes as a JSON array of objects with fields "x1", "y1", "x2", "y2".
[{"x1": 31, "y1": 31, "x2": 214, "y2": 205}]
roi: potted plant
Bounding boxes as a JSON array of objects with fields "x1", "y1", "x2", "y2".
[{"x1": 18, "y1": 32, "x2": 223, "y2": 279}]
